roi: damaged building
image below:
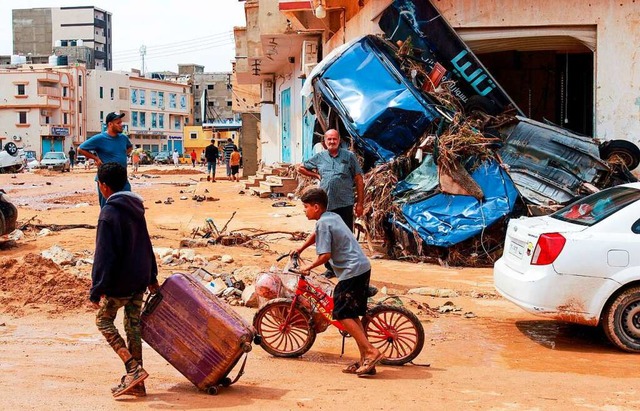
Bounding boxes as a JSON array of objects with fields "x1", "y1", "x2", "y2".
[{"x1": 234, "y1": 0, "x2": 640, "y2": 265}]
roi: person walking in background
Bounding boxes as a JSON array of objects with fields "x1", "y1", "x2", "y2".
[
  {"x1": 172, "y1": 149, "x2": 179, "y2": 168},
  {"x1": 204, "y1": 139, "x2": 219, "y2": 182},
  {"x1": 230, "y1": 146, "x2": 242, "y2": 182},
  {"x1": 68, "y1": 146, "x2": 76, "y2": 170},
  {"x1": 89, "y1": 162, "x2": 159, "y2": 397},
  {"x1": 223, "y1": 138, "x2": 237, "y2": 180},
  {"x1": 190, "y1": 149, "x2": 197, "y2": 168},
  {"x1": 78, "y1": 112, "x2": 133, "y2": 208},
  {"x1": 297, "y1": 129, "x2": 364, "y2": 278},
  {"x1": 131, "y1": 147, "x2": 140, "y2": 174}
]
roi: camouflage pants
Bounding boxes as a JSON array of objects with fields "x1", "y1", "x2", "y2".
[{"x1": 95, "y1": 292, "x2": 144, "y2": 363}]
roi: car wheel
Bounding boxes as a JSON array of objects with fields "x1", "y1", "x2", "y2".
[
  {"x1": 602, "y1": 286, "x2": 640, "y2": 352},
  {"x1": 4, "y1": 142, "x2": 18, "y2": 156},
  {"x1": 599, "y1": 140, "x2": 640, "y2": 170}
]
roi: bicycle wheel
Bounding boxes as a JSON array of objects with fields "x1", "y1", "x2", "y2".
[
  {"x1": 253, "y1": 298, "x2": 316, "y2": 358},
  {"x1": 362, "y1": 305, "x2": 425, "y2": 365}
]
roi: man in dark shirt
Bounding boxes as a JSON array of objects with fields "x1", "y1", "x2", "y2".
[{"x1": 204, "y1": 139, "x2": 219, "y2": 182}]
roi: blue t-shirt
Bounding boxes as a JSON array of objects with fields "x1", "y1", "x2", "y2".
[
  {"x1": 315, "y1": 211, "x2": 370, "y2": 281},
  {"x1": 80, "y1": 132, "x2": 132, "y2": 168}
]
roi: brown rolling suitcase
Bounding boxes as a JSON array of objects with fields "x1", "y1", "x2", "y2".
[{"x1": 141, "y1": 272, "x2": 254, "y2": 394}]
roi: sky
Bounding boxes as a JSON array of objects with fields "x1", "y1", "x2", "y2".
[{"x1": 0, "y1": 0, "x2": 247, "y2": 73}]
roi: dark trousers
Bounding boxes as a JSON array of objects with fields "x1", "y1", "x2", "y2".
[{"x1": 325, "y1": 204, "x2": 354, "y2": 274}]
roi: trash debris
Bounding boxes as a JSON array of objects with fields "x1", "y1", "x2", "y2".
[
  {"x1": 37, "y1": 228, "x2": 52, "y2": 237},
  {"x1": 221, "y1": 255, "x2": 234, "y2": 264},
  {"x1": 407, "y1": 287, "x2": 458, "y2": 298},
  {"x1": 272, "y1": 201, "x2": 295, "y2": 207},
  {"x1": 41, "y1": 245, "x2": 76, "y2": 266},
  {"x1": 7, "y1": 230, "x2": 24, "y2": 241}
]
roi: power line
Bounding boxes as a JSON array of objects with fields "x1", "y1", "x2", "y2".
[
  {"x1": 112, "y1": 32, "x2": 234, "y2": 57},
  {"x1": 115, "y1": 40, "x2": 234, "y2": 64}
]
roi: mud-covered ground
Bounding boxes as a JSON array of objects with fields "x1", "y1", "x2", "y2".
[{"x1": 0, "y1": 165, "x2": 638, "y2": 410}]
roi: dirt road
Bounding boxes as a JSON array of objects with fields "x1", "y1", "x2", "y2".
[{"x1": 0, "y1": 167, "x2": 638, "y2": 410}]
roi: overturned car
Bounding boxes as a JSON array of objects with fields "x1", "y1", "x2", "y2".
[{"x1": 304, "y1": 1, "x2": 639, "y2": 265}]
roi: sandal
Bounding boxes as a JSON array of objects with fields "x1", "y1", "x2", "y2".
[
  {"x1": 342, "y1": 361, "x2": 376, "y2": 375},
  {"x1": 356, "y1": 352, "x2": 384, "y2": 376}
]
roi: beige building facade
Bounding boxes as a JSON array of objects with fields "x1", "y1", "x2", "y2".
[{"x1": 0, "y1": 64, "x2": 87, "y2": 157}]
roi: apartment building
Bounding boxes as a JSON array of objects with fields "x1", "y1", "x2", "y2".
[
  {"x1": 87, "y1": 70, "x2": 191, "y2": 154},
  {"x1": 13, "y1": 6, "x2": 112, "y2": 70},
  {"x1": 0, "y1": 64, "x2": 87, "y2": 156},
  {"x1": 177, "y1": 64, "x2": 236, "y2": 125}
]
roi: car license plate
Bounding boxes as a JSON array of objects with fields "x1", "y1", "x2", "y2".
[{"x1": 508, "y1": 241, "x2": 524, "y2": 259}]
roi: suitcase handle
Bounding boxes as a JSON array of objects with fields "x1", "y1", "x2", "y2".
[{"x1": 142, "y1": 291, "x2": 163, "y2": 316}]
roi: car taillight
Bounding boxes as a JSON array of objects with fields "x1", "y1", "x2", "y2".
[{"x1": 531, "y1": 233, "x2": 566, "y2": 265}]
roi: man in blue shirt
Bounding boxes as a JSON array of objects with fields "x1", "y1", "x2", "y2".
[
  {"x1": 298, "y1": 129, "x2": 364, "y2": 277},
  {"x1": 79, "y1": 112, "x2": 133, "y2": 208}
]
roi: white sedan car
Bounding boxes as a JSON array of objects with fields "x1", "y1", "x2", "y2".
[{"x1": 494, "y1": 182, "x2": 640, "y2": 352}]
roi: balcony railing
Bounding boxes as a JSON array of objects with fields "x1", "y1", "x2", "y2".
[{"x1": 38, "y1": 87, "x2": 61, "y2": 97}]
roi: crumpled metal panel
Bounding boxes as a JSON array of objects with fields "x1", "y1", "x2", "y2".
[
  {"x1": 314, "y1": 36, "x2": 440, "y2": 162},
  {"x1": 399, "y1": 160, "x2": 519, "y2": 247},
  {"x1": 499, "y1": 117, "x2": 610, "y2": 206}
]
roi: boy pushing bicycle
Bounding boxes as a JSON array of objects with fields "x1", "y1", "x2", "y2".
[{"x1": 292, "y1": 187, "x2": 383, "y2": 376}]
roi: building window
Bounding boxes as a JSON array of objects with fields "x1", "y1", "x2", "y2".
[
  {"x1": 227, "y1": 101, "x2": 232, "y2": 107},
  {"x1": 119, "y1": 87, "x2": 128, "y2": 100},
  {"x1": 190, "y1": 132, "x2": 197, "y2": 139},
  {"x1": 227, "y1": 83, "x2": 232, "y2": 90},
  {"x1": 180, "y1": 95, "x2": 186, "y2": 109},
  {"x1": 158, "y1": 92, "x2": 164, "y2": 107},
  {"x1": 169, "y1": 93, "x2": 176, "y2": 109},
  {"x1": 132, "y1": 111, "x2": 138, "y2": 127},
  {"x1": 16, "y1": 84, "x2": 26, "y2": 96},
  {"x1": 78, "y1": 75, "x2": 82, "y2": 87},
  {"x1": 78, "y1": 100, "x2": 82, "y2": 114},
  {"x1": 151, "y1": 91, "x2": 157, "y2": 106},
  {"x1": 151, "y1": 113, "x2": 157, "y2": 128},
  {"x1": 99, "y1": 86, "x2": 103, "y2": 98},
  {"x1": 207, "y1": 84, "x2": 214, "y2": 90},
  {"x1": 63, "y1": 113, "x2": 68, "y2": 124},
  {"x1": 110, "y1": 88, "x2": 114, "y2": 100},
  {"x1": 131, "y1": 89, "x2": 138, "y2": 104},
  {"x1": 100, "y1": 111, "x2": 104, "y2": 121},
  {"x1": 140, "y1": 90, "x2": 146, "y2": 105},
  {"x1": 158, "y1": 113, "x2": 164, "y2": 129},
  {"x1": 140, "y1": 112, "x2": 146, "y2": 128},
  {"x1": 18, "y1": 112, "x2": 27, "y2": 124},
  {"x1": 208, "y1": 101, "x2": 214, "y2": 107},
  {"x1": 45, "y1": 116, "x2": 51, "y2": 124},
  {"x1": 174, "y1": 117, "x2": 180, "y2": 130},
  {"x1": 63, "y1": 87, "x2": 68, "y2": 97}
]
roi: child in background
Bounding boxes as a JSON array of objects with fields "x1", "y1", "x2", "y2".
[{"x1": 230, "y1": 147, "x2": 241, "y2": 182}]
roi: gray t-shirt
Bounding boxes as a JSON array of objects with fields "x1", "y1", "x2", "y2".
[
  {"x1": 315, "y1": 211, "x2": 371, "y2": 281},
  {"x1": 302, "y1": 148, "x2": 363, "y2": 211}
]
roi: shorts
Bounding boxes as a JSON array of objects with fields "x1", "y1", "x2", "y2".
[
  {"x1": 231, "y1": 165, "x2": 240, "y2": 175},
  {"x1": 332, "y1": 270, "x2": 371, "y2": 320}
]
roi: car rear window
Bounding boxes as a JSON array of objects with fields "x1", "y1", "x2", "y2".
[{"x1": 552, "y1": 186, "x2": 640, "y2": 226}]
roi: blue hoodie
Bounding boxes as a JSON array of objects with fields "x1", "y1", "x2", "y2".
[{"x1": 89, "y1": 191, "x2": 158, "y2": 302}]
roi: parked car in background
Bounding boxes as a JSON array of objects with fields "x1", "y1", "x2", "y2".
[
  {"x1": 76, "y1": 155, "x2": 87, "y2": 165},
  {"x1": 0, "y1": 190, "x2": 18, "y2": 236},
  {"x1": 0, "y1": 141, "x2": 25, "y2": 173},
  {"x1": 153, "y1": 151, "x2": 172, "y2": 164},
  {"x1": 494, "y1": 182, "x2": 640, "y2": 352},
  {"x1": 40, "y1": 151, "x2": 71, "y2": 172}
]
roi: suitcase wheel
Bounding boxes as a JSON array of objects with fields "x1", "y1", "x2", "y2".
[
  {"x1": 241, "y1": 342, "x2": 253, "y2": 353},
  {"x1": 220, "y1": 377, "x2": 232, "y2": 387},
  {"x1": 206, "y1": 386, "x2": 219, "y2": 395}
]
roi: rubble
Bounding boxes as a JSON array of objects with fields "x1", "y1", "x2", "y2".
[{"x1": 41, "y1": 245, "x2": 76, "y2": 266}]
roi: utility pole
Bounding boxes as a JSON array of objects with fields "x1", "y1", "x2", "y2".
[{"x1": 140, "y1": 45, "x2": 147, "y2": 75}]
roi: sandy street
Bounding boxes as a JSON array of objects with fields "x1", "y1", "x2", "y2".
[{"x1": 0, "y1": 166, "x2": 638, "y2": 411}]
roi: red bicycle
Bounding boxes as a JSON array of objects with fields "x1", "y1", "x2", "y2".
[{"x1": 253, "y1": 255, "x2": 425, "y2": 366}]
